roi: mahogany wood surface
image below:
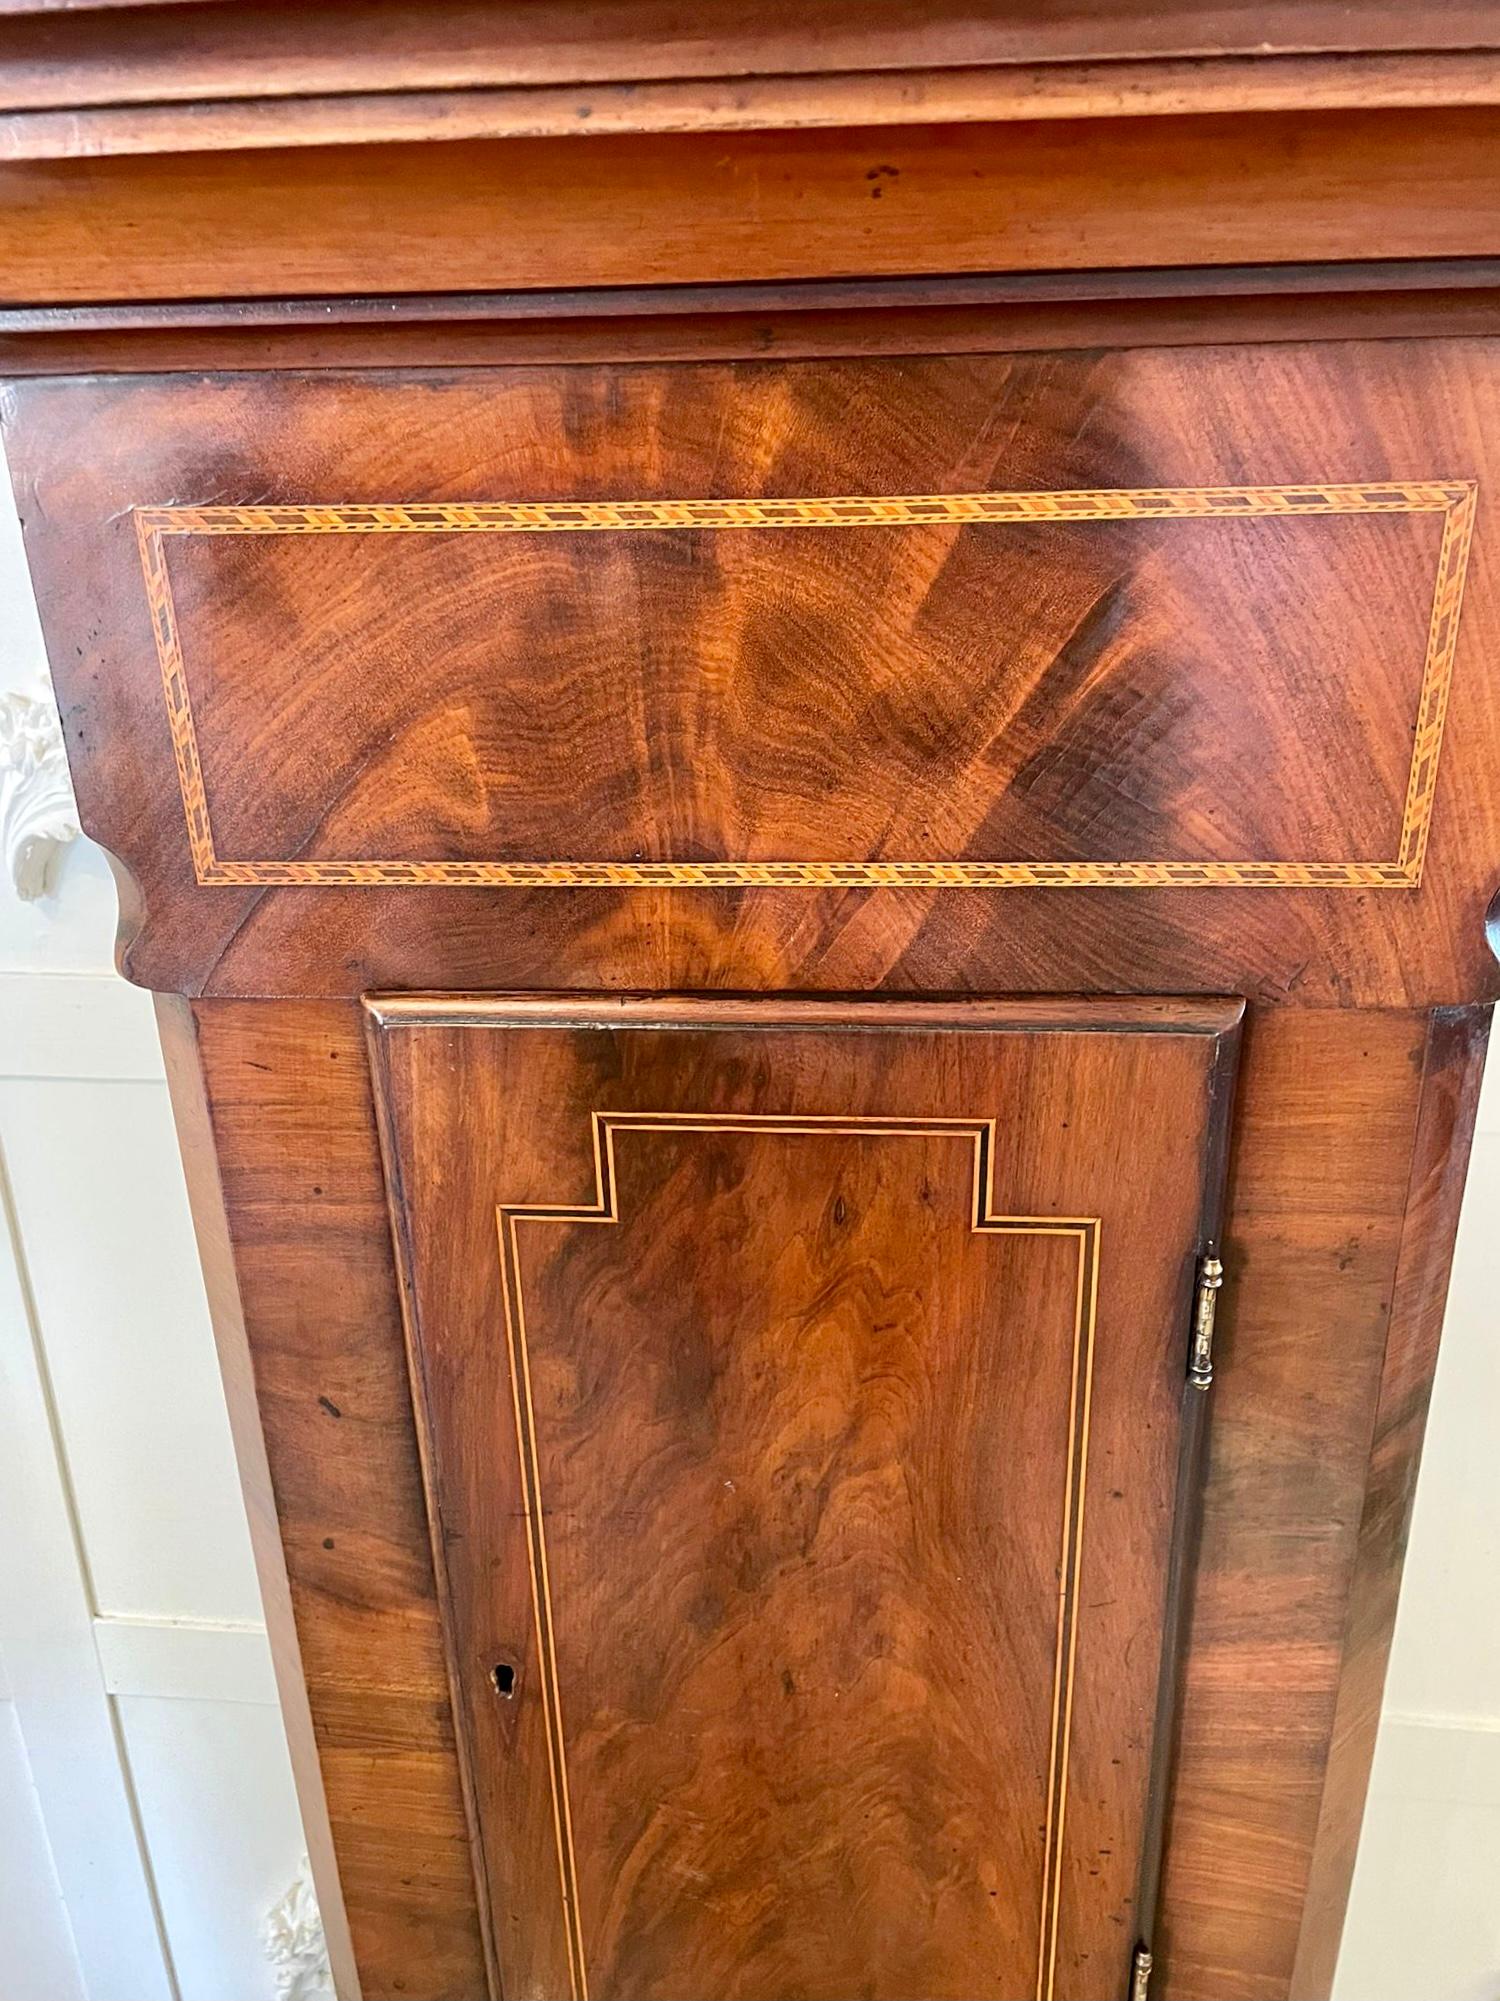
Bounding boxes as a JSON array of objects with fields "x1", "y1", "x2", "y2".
[
  {"x1": 1288, "y1": 1005, "x2": 1490, "y2": 1999},
  {"x1": 11, "y1": 53, "x2": 1500, "y2": 160},
  {"x1": 153, "y1": 992, "x2": 361, "y2": 2000},
  {"x1": 5, "y1": 20, "x2": 1500, "y2": 2000},
  {"x1": 9, "y1": 257, "x2": 1500, "y2": 331},
  {"x1": 3, "y1": 0, "x2": 1495, "y2": 115},
  {"x1": 149, "y1": 513, "x2": 1442, "y2": 871},
  {"x1": 1158, "y1": 1006, "x2": 1489, "y2": 1999},
  {"x1": 11, "y1": 273, "x2": 1500, "y2": 378},
  {"x1": 167, "y1": 998, "x2": 1487, "y2": 2001},
  {"x1": 186, "y1": 999, "x2": 490, "y2": 1999},
  {"x1": 4, "y1": 110, "x2": 1500, "y2": 303},
  {"x1": 367, "y1": 997, "x2": 1238, "y2": 2001},
  {"x1": 12, "y1": 338, "x2": 1500, "y2": 1010},
  {"x1": 7, "y1": 0, "x2": 1500, "y2": 174}
]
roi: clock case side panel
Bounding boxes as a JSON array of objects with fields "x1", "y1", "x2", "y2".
[
  {"x1": 1158, "y1": 1002, "x2": 1491, "y2": 2001},
  {"x1": 156, "y1": 994, "x2": 492, "y2": 2001}
]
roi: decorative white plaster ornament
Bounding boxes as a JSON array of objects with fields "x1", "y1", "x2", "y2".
[
  {"x1": 261, "y1": 1856, "x2": 335, "y2": 2001},
  {"x1": 0, "y1": 689, "x2": 79, "y2": 899}
]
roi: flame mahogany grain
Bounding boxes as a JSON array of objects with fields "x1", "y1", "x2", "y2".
[
  {"x1": 365, "y1": 997, "x2": 1239, "y2": 2001},
  {"x1": 10, "y1": 338, "x2": 1500, "y2": 1011},
  {"x1": 5, "y1": 23, "x2": 1499, "y2": 1998},
  {"x1": 148, "y1": 997, "x2": 1490, "y2": 2000}
]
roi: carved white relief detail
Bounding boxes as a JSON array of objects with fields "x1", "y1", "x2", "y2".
[
  {"x1": 0, "y1": 689, "x2": 79, "y2": 900},
  {"x1": 262, "y1": 1856, "x2": 335, "y2": 2001}
]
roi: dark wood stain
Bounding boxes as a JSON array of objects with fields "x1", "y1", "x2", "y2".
[
  {"x1": 10, "y1": 340, "x2": 1499, "y2": 1009},
  {"x1": 367, "y1": 997, "x2": 1239, "y2": 2001},
  {"x1": 5, "y1": 30, "x2": 1497, "y2": 2001}
]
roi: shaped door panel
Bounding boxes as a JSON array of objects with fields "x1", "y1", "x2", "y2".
[{"x1": 367, "y1": 995, "x2": 1239, "y2": 2001}]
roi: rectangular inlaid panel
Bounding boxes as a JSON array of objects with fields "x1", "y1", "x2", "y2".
[
  {"x1": 367, "y1": 995, "x2": 1239, "y2": 2001},
  {"x1": 138, "y1": 481, "x2": 1472, "y2": 890},
  {"x1": 18, "y1": 346, "x2": 1500, "y2": 1004}
]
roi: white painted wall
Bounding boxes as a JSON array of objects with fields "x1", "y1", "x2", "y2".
[{"x1": 0, "y1": 445, "x2": 1495, "y2": 2001}]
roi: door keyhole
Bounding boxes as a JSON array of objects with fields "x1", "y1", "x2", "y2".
[{"x1": 491, "y1": 1660, "x2": 517, "y2": 1699}]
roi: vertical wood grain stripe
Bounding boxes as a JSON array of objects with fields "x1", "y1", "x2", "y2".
[
  {"x1": 134, "y1": 481, "x2": 1476, "y2": 891},
  {"x1": 495, "y1": 1113, "x2": 1099, "y2": 2001}
]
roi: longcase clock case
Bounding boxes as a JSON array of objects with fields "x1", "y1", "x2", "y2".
[{"x1": 8, "y1": 296, "x2": 1495, "y2": 2001}]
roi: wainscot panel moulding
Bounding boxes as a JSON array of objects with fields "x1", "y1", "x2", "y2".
[{"x1": 2, "y1": 8, "x2": 1497, "y2": 1999}]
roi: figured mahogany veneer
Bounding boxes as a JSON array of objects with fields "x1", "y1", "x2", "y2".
[
  {"x1": 6, "y1": 18, "x2": 1500, "y2": 2000},
  {"x1": 11, "y1": 336, "x2": 1500, "y2": 1008},
  {"x1": 134, "y1": 480, "x2": 1470, "y2": 890},
  {"x1": 366, "y1": 996, "x2": 1238, "y2": 2001},
  {"x1": 153, "y1": 995, "x2": 1486, "y2": 2001}
]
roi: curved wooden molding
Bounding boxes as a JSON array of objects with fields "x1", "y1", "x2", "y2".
[
  {"x1": 8, "y1": 53, "x2": 1500, "y2": 162},
  {"x1": 0, "y1": 689, "x2": 80, "y2": 901}
]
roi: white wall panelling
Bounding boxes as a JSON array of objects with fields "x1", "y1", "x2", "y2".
[
  {"x1": 94, "y1": 1618, "x2": 280, "y2": 1710},
  {"x1": 0, "y1": 1074, "x2": 263, "y2": 1625},
  {"x1": 0, "y1": 978, "x2": 314, "y2": 2001},
  {"x1": 1335, "y1": 1715, "x2": 1500, "y2": 2001},
  {"x1": 1332, "y1": 1080, "x2": 1500, "y2": 2001},
  {"x1": 0, "y1": 969, "x2": 162, "y2": 1083},
  {"x1": 1380, "y1": 1115, "x2": 1500, "y2": 1724},
  {"x1": 0, "y1": 1693, "x2": 87, "y2": 2001},
  {"x1": 0, "y1": 1091, "x2": 177, "y2": 1999},
  {"x1": 116, "y1": 1697, "x2": 314, "y2": 2001}
]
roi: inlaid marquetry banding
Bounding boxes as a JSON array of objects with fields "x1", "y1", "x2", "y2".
[
  {"x1": 493, "y1": 1113, "x2": 1100, "y2": 2001},
  {"x1": 135, "y1": 481, "x2": 1477, "y2": 890}
]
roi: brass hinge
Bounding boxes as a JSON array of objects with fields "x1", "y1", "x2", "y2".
[
  {"x1": 1189, "y1": 1249, "x2": 1223, "y2": 1390},
  {"x1": 1130, "y1": 1941, "x2": 1154, "y2": 2001}
]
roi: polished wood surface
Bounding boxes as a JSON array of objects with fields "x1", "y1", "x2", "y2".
[
  {"x1": 9, "y1": 267, "x2": 1500, "y2": 378},
  {"x1": 135, "y1": 487, "x2": 1463, "y2": 883},
  {"x1": 6, "y1": 0, "x2": 1500, "y2": 172},
  {"x1": 184, "y1": 999, "x2": 489, "y2": 1999},
  {"x1": 13, "y1": 337, "x2": 1500, "y2": 1009},
  {"x1": 1159, "y1": 1006, "x2": 1490, "y2": 1999},
  {"x1": 153, "y1": 992, "x2": 360, "y2": 2000},
  {"x1": 368, "y1": 996, "x2": 1237, "y2": 2001},
  {"x1": 6, "y1": 0, "x2": 1496, "y2": 115},
  {"x1": 5, "y1": 109, "x2": 1500, "y2": 303},
  {"x1": 1289, "y1": 1005, "x2": 1489, "y2": 1999},
  {"x1": 5, "y1": 17, "x2": 1500, "y2": 1999},
  {"x1": 164, "y1": 999, "x2": 1489, "y2": 2001},
  {"x1": 12, "y1": 54, "x2": 1500, "y2": 162}
]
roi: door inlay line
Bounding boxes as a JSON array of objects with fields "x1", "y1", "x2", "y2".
[{"x1": 492, "y1": 1111, "x2": 1102, "y2": 2001}]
